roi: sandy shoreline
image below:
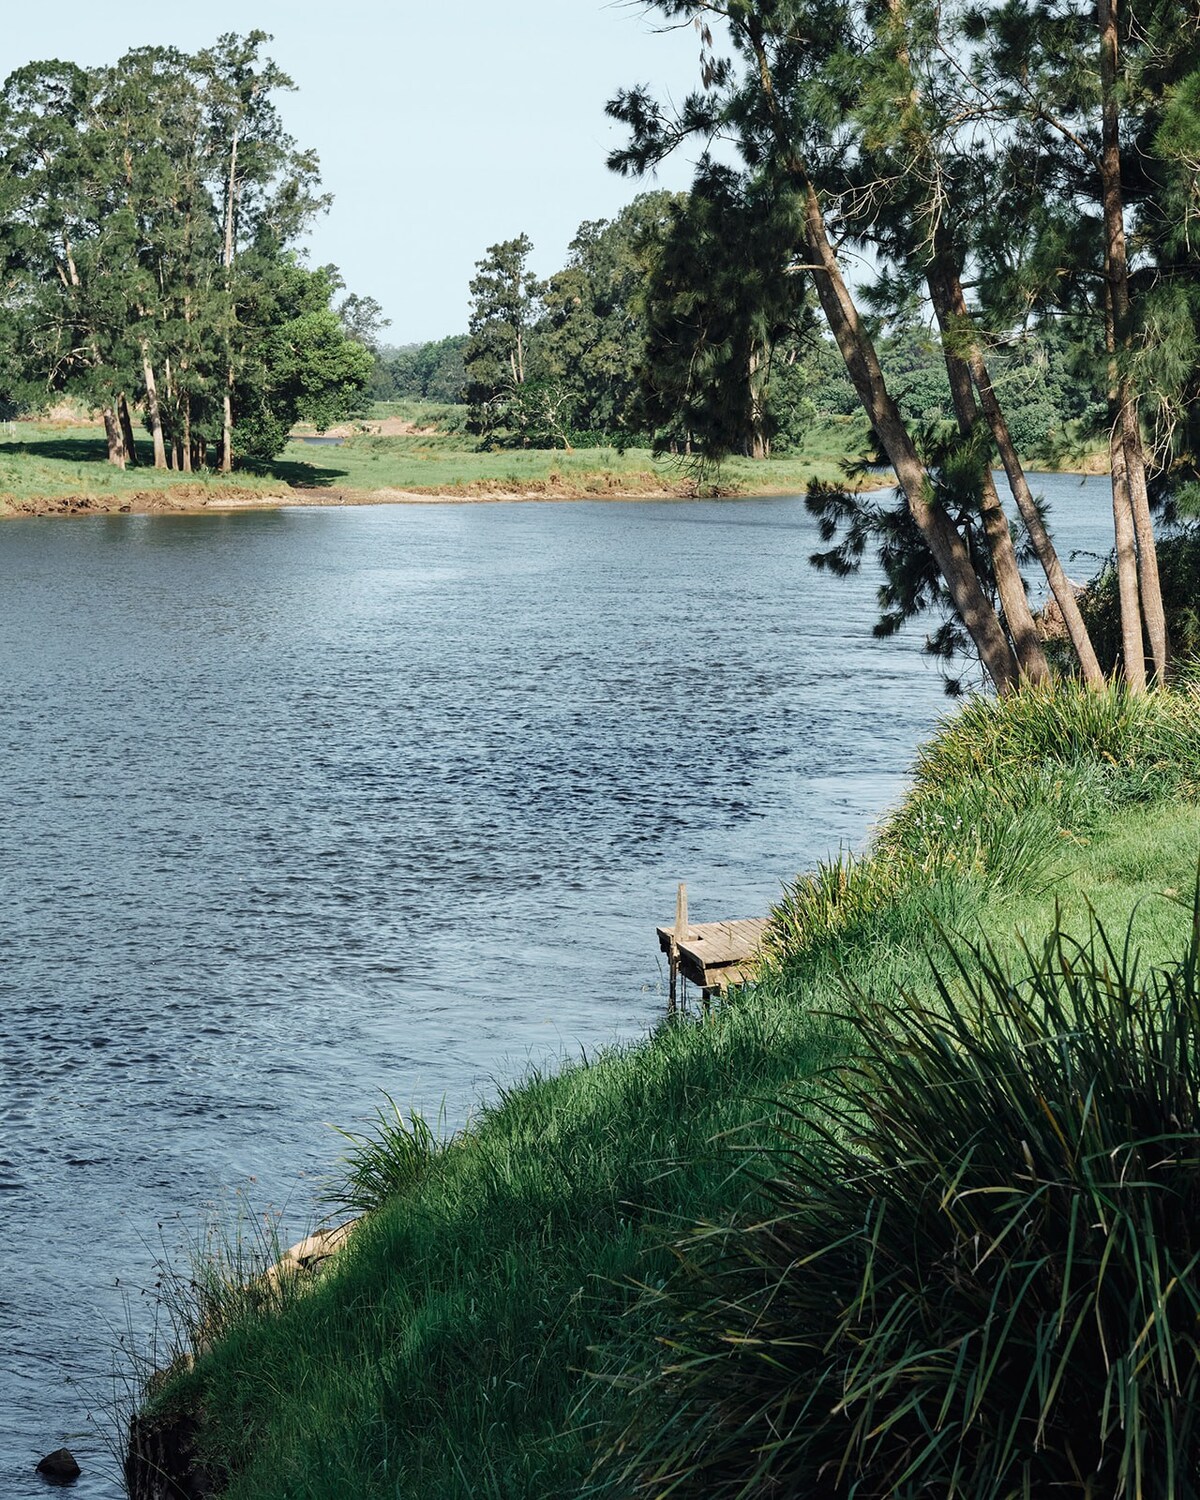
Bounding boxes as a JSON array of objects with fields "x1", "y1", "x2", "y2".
[{"x1": 0, "y1": 480, "x2": 788, "y2": 518}]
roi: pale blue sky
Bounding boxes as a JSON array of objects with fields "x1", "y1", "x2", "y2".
[{"x1": 5, "y1": 2, "x2": 714, "y2": 342}]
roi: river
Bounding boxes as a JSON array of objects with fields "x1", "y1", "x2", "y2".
[{"x1": 0, "y1": 474, "x2": 1114, "y2": 1497}]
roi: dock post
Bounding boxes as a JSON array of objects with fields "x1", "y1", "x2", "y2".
[{"x1": 668, "y1": 882, "x2": 688, "y2": 1015}]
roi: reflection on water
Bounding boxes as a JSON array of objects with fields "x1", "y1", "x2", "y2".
[{"x1": 0, "y1": 475, "x2": 1113, "y2": 1496}]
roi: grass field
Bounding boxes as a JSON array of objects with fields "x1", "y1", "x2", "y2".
[
  {"x1": 132, "y1": 685, "x2": 1200, "y2": 1500},
  {"x1": 0, "y1": 412, "x2": 872, "y2": 511}
]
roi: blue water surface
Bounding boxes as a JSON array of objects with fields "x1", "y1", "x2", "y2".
[{"x1": 0, "y1": 474, "x2": 1114, "y2": 1496}]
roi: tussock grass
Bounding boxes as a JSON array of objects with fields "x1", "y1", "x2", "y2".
[
  {"x1": 327, "y1": 1097, "x2": 447, "y2": 1215},
  {"x1": 137, "y1": 685, "x2": 1200, "y2": 1499}
]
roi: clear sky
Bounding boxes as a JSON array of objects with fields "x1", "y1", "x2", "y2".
[{"x1": 3, "y1": 2, "x2": 714, "y2": 344}]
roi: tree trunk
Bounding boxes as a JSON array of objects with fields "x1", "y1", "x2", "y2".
[
  {"x1": 141, "y1": 346, "x2": 168, "y2": 470},
  {"x1": 221, "y1": 123, "x2": 239, "y2": 475},
  {"x1": 959, "y1": 340, "x2": 1107, "y2": 687},
  {"x1": 928, "y1": 267, "x2": 1049, "y2": 684},
  {"x1": 163, "y1": 356, "x2": 176, "y2": 468},
  {"x1": 1099, "y1": 0, "x2": 1168, "y2": 681},
  {"x1": 118, "y1": 395, "x2": 139, "y2": 467},
  {"x1": 221, "y1": 387, "x2": 233, "y2": 474},
  {"x1": 1109, "y1": 418, "x2": 1146, "y2": 689},
  {"x1": 102, "y1": 406, "x2": 126, "y2": 469},
  {"x1": 748, "y1": 344, "x2": 769, "y2": 459},
  {"x1": 1119, "y1": 391, "x2": 1167, "y2": 677},
  {"x1": 181, "y1": 394, "x2": 193, "y2": 474},
  {"x1": 800, "y1": 183, "x2": 1020, "y2": 693}
]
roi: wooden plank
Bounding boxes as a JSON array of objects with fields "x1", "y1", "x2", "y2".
[{"x1": 656, "y1": 916, "x2": 771, "y2": 993}]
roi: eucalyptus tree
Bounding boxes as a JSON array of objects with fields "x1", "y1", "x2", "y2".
[
  {"x1": 464, "y1": 234, "x2": 544, "y2": 442},
  {"x1": 195, "y1": 30, "x2": 327, "y2": 471},
  {"x1": 94, "y1": 45, "x2": 215, "y2": 470},
  {"x1": 0, "y1": 60, "x2": 137, "y2": 464}
]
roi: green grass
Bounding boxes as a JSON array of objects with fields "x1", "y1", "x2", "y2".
[
  {"x1": 0, "y1": 418, "x2": 869, "y2": 509},
  {"x1": 131, "y1": 685, "x2": 1200, "y2": 1500},
  {"x1": 0, "y1": 424, "x2": 290, "y2": 506}
]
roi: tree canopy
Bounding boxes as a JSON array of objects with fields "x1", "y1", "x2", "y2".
[
  {"x1": 608, "y1": 0, "x2": 1200, "y2": 691},
  {"x1": 0, "y1": 32, "x2": 373, "y2": 470}
]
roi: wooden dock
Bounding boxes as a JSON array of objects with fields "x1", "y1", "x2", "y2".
[{"x1": 656, "y1": 884, "x2": 770, "y2": 1007}]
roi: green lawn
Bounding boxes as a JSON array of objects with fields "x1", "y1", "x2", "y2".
[{"x1": 134, "y1": 686, "x2": 1200, "y2": 1500}]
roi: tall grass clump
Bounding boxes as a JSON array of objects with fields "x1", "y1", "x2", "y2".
[
  {"x1": 769, "y1": 684, "x2": 1200, "y2": 967},
  {"x1": 327, "y1": 1095, "x2": 446, "y2": 1215},
  {"x1": 612, "y1": 894, "x2": 1200, "y2": 1500}
]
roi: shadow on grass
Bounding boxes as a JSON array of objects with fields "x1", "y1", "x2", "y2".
[
  {"x1": 1, "y1": 434, "x2": 349, "y2": 489},
  {"x1": 1, "y1": 435, "x2": 117, "y2": 465},
  {"x1": 239, "y1": 456, "x2": 348, "y2": 488}
]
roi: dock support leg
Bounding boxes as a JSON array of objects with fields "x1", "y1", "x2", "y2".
[{"x1": 668, "y1": 882, "x2": 688, "y2": 1018}]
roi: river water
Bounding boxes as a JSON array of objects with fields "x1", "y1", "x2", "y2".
[{"x1": 0, "y1": 475, "x2": 1113, "y2": 1497}]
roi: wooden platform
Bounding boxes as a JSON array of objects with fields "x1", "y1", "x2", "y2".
[{"x1": 657, "y1": 891, "x2": 771, "y2": 1002}]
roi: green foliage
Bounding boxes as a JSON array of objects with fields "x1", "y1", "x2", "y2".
[
  {"x1": 1073, "y1": 526, "x2": 1200, "y2": 680},
  {"x1": 637, "y1": 164, "x2": 807, "y2": 466},
  {"x1": 537, "y1": 191, "x2": 679, "y2": 442},
  {"x1": 234, "y1": 263, "x2": 374, "y2": 460},
  {"x1": 383, "y1": 335, "x2": 469, "y2": 405}
]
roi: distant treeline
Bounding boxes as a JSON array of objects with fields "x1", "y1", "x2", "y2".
[{"x1": 373, "y1": 191, "x2": 1104, "y2": 462}]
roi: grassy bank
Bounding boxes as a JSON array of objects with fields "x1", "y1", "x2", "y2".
[
  {"x1": 0, "y1": 416, "x2": 871, "y2": 512},
  {"x1": 135, "y1": 686, "x2": 1200, "y2": 1499}
]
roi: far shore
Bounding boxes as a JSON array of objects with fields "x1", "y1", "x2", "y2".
[
  {"x1": 0, "y1": 471, "x2": 910, "y2": 520},
  {"x1": 0, "y1": 409, "x2": 1111, "y2": 519},
  {"x1": 0, "y1": 463, "x2": 1112, "y2": 520}
]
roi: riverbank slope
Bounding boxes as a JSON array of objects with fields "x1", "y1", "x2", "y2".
[{"x1": 132, "y1": 686, "x2": 1200, "y2": 1499}]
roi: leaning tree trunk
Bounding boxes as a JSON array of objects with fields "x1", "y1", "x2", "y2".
[
  {"x1": 958, "y1": 338, "x2": 1107, "y2": 687},
  {"x1": 1099, "y1": 0, "x2": 1168, "y2": 681},
  {"x1": 741, "y1": 23, "x2": 1018, "y2": 692},
  {"x1": 118, "y1": 395, "x2": 139, "y2": 467},
  {"x1": 141, "y1": 346, "x2": 168, "y2": 470},
  {"x1": 800, "y1": 183, "x2": 1020, "y2": 693},
  {"x1": 927, "y1": 266, "x2": 1049, "y2": 684},
  {"x1": 876, "y1": 0, "x2": 1105, "y2": 688},
  {"x1": 102, "y1": 406, "x2": 126, "y2": 469}
]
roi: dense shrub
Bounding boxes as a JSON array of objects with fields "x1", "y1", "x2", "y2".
[{"x1": 1074, "y1": 525, "x2": 1200, "y2": 679}]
